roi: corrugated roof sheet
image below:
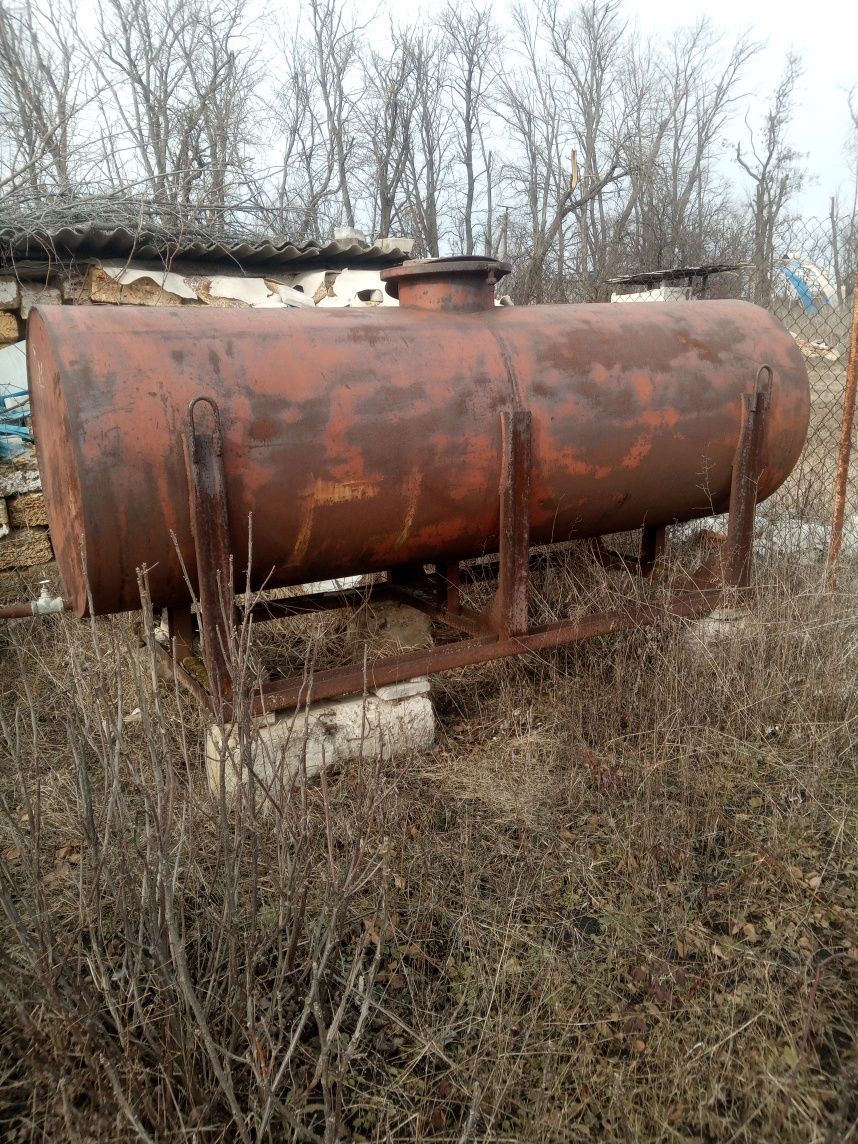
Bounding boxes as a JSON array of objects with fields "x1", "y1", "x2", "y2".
[{"x1": 0, "y1": 221, "x2": 411, "y2": 271}]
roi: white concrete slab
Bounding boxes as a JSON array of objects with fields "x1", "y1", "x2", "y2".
[{"x1": 206, "y1": 677, "x2": 435, "y2": 795}]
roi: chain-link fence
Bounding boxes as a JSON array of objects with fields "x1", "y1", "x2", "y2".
[
  {"x1": 747, "y1": 219, "x2": 855, "y2": 559},
  {"x1": 608, "y1": 216, "x2": 858, "y2": 567}
]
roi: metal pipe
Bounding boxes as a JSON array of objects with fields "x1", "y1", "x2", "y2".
[
  {"x1": 826, "y1": 272, "x2": 858, "y2": 589},
  {"x1": 0, "y1": 598, "x2": 67, "y2": 619},
  {"x1": 0, "y1": 581, "x2": 66, "y2": 619},
  {"x1": 0, "y1": 601, "x2": 37, "y2": 619}
]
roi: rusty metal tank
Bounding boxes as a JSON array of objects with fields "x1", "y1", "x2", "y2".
[{"x1": 27, "y1": 257, "x2": 810, "y2": 618}]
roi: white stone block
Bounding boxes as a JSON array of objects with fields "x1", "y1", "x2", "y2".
[
  {"x1": 375, "y1": 678, "x2": 431, "y2": 702},
  {"x1": 333, "y1": 226, "x2": 367, "y2": 245},
  {"x1": 20, "y1": 282, "x2": 62, "y2": 317},
  {"x1": 685, "y1": 607, "x2": 753, "y2": 646},
  {"x1": 0, "y1": 278, "x2": 19, "y2": 310},
  {"x1": 376, "y1": 236, "x2": 415, "y2": 255},
  {"x1": 206, "y1": 678, "x2": 434, "y2": 796}
]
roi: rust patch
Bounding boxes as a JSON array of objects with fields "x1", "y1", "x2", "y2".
[
  {"x1": 621, "y1": 435, "x2": 653, "y2": 469},
  {"x1": 311, "y1": 478, "x2": 378, "y2": 505},
  {"x1": 567, "y1": 458, "x2": 612, "y2": 480},
  {"x1": 395, "y1": 470, "x2": 424, "y2": 547}
]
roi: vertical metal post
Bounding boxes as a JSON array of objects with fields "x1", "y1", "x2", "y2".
[
  {"x1": 490, "y1": 409, "x2": 532, "y2": 638},
  {"x1": 827, "y1": 273, "x2": 858, "y2": 590},
  {"x1": 441, "y1": 561, "x2": 461, "y2": 614},
  {"x1": 640, "y1": 524, "x2": 666, "y2": 574},
  {"x1": 183, "y1": 396, "x2": 235, "y2": 713},
  {"x1": 724, "y1": 365, "x2": 772, "y2": 589},
  {"x1": 166, "y1": 606, "x2": 195, "y2": 662}
]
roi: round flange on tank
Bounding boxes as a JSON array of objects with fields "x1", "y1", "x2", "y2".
[{"x1": 381, "y1": 255, "x2": 511, "y2": 310}]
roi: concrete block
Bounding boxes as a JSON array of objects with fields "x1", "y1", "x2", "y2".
[
  {"x1": 315, "y1": 269, "x2": 398, "y2": 308},
  {"x1": 196, "y1": 287, "x2": 249, "y2": 309},
  {"x1": 333, "y1": 226, "x2": 367, "y2": 245},
  {"x1": 303, "y1": 576, "x2": 364, "y2": 593},
  {"x1": 375, "y1": 678, "x2": 431, "y2": 701},
  {"x1": 283, "y1": 270, "x2": 326, "y2": 302},
  {"x1": 20, "y1": 282, "x2": 61, "y2": 318},
  {"x1": 58, "y1": 270, "x2": 90, "y2": 304},
  {"x1": 0, "y1": 278, "x2": 19, "y2": 310},
  {"x1": 206, "y1": 677, "x2": 434, "y2": 795},
  {"x1": 685, "y1": 607, "x2": 753, "y2": 646},
  {"x1": 205, "y1": 276, "x2": 271, "y2": 307},
  {"x1": 267, "y1": 280, "x2": 316, "y2": 308},
  {"x1": 0, "y1": 456, "x2": 41, "y2": 496},
  {"x1": 8, "y1": 491, "x2": 48, "y2": 528},
  {"x1": 199, "y1": 276, "x2": 315, "y2": 309},
  {"x1": 0, "y1": 527, "x2": 53, "y2": 570},
  {"x1": 0, "y1": 312, "x2": 20, "y2": 341},
  {"x1": 376, "y1": 236, "x2": 415, "y2": 255}
]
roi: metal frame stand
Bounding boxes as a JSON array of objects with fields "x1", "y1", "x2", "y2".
[{"x1": 156, "y1": 375, "x2": 771, "y2": 721}]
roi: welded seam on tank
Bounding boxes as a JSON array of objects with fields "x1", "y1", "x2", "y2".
[{"x1": 487, "y1": 327, "x2": 524, "y2": 410}]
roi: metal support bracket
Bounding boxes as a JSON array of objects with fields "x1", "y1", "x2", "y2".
[
  {"x1": 166, "y1": 606, "x2": 194, "y2": 662},
  {"x1": 639, "y1": 524, "x2": 666, "y2": 574},
  {"x1": 724, "y1": 365, "x2": 772, "y2": 589},
  {"x1": 487, "y1": 408, "x2": 532, "y2": 638},
  {"x1": 182, "y1": 396, "x2": 235, "y2": 713}
]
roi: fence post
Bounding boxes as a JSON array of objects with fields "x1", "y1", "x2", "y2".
[{"x1": 827, "y1": 272, "x2": 858, "y2": 589}]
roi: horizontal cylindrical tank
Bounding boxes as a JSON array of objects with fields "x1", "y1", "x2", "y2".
[{"x1": 28, "y1": 258, "x2": 809, "y2": 618}]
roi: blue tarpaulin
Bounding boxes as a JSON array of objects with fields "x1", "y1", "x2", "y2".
[
  {"x1": 0, "y1": 342, "x2": 30, "y2": 458},
  {"x1": 774, "y1": 263, "x2": 818, "y2": 314}
]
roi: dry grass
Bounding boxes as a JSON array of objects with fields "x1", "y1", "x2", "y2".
[{"x1": 0, "y1": 546, "x2": 856, "y2": 1142}]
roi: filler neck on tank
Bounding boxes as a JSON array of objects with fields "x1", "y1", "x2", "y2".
[{"x1": 381, "y1": 255, "x2": 511, "y2": 312}]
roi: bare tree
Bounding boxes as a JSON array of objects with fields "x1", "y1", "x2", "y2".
[
  {"x1": 632, "y1": 21, "x2": 759, "y2": 267},
  {"x1": 848, "y1": 86, "x2": 858, "y2": 218},
  {"x1": 308, "y1": 0, "x2": 363, "y2": 229},
  {"x1": 359, "y1": 27, "x2": 419, "y2": 238},
  {"x1": 0, "y1": 0, "x2": 89, "y2": 199},
  {"x1": 94, "y1": 0, "x2": 256, "y2": 225},
  {"x1": 595, "y1": 32, "x2": 689, "y2": 284},
  {"x1": 736, "y1": 53, "x2": 805, "y2": 305},
  {"x1": 537, "y1": 0, "x2": 633, "y2": 299},
  {"x1": 180, "y1": 0, "x2": 258, "y2": 229},
  {"x1": 495, "y1": 2, "x2": 757, "y2": 302},
  {"x1": 440, "y1": 2, "x2": 499, "y2": 255},
  {"x1": 497, "y1": 6, "x2": 573, "y2": 300},
  {"x1": 401, "y1": 32, "x2": 451, "y2": 256},
  {"x1": 256, "y1": 16, "x2": 336, "y2": 242}
]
